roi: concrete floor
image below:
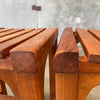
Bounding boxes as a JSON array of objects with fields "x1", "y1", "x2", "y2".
[{"x1": 6, "y1": 47, "x2": 100, "y2": 100}]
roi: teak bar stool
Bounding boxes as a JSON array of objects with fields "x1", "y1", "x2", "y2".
[
  {"x1": 54, "y1": 28, "x2": 100, "y2": 100},
  {"x1": 0, "y1": 27, "x2": 58, "y2": 100}
]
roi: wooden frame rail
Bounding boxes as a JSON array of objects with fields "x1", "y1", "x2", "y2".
[
  {"x1": 0, "y1": 27, "x2": 58, "y2": 100},
  {"x1": 53, "y1": 28, "x2": 100, "y2": 100}
]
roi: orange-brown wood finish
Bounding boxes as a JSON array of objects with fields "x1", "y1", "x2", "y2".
[
  {"x1": 76, "y1": 28, "x2": 100, "y2": 63},
  {"x1": 0, "y1": 27, "x2": 58, "y2": 100},
  {"x1": 56, "y1": 73, "x2": 78, "y2": 100},
  {"x1": 54, "y1": 28, "x2": 78, "y2": 73},
  {"x1": 88, "y1": 29, "x2": 100, "y2": 41},
  {"x1": 0, "y1": 95, "x2": 17, "y2": 100},
  {"x1": 49, "y1": 40, "x2": 57, "y2": 100},
  {"x1": 1, "y1": 27, "x2": 100, "y2": 100},
  {"x1": 0, "y1": 29, "x2": 24, "y2": 38},
  {"x1": 53, "y1": 27, "x2": 100, "y2": 100},
  {"x1": 54, "y1": 28, "x2": 78, "y2": 100},
  {"x1": 0, "y1": 28, "x2": 14, "y2": 33},
  {"x1": 78, "y1": 73, "x2": 100, "y2": 100}
]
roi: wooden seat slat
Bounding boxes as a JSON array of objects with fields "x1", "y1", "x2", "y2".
[
  {"x1": 0, "y1": 29, "x2": 34, "y2": 43},
  {"x1": 10, "y1": 28, "x2": 58, "y2": 72},
  {"x1": 76, "y1": 28, "x2": 100, "y2": 63},
  {"x1": 88, "y1": 29, "x2": 100, "y2": 41},
  {"x1": 54, "y1": 28, "x2": 78, "y2": 73},
  {"x1": 0, "y1": 95, "x2": 17, "y2": 100},
  {"x1": 0, "y1": 28, "x2": 4, "y2": 30},
  {"x1": 0, "y1": 28, "x2": 45, "y2": 58},
  {"x1": 0, "y1": 28, "x2": 14, "y2": 33},
  {"x1": 0, "y1": 29, "x2": 24, "y2": 38}
]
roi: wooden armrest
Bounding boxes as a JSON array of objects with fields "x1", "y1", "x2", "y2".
[{"x1": 54, "y1": 28, "x2": 78, "y2": 73}]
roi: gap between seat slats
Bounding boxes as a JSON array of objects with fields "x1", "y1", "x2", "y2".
[
  {"x1": 76, "y1": 28, "x2": 100, "y2": 64},
  {"x1": 88, "y1": 29, "x2": 100, "y2": 41},
  {"x1": 0, "y1": 28, "x2": 14, "y2": 33},
  {"x1": 0, "y1": 29, "x2": 35, "y2": 43},
  {"x1": 0, "y1": 29, "x2": 24, "y2": 38},
  {"x1": 0, "y1": 28, "x2": 46, "y2": 59}
]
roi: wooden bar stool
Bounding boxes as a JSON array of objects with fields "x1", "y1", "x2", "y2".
[
  {"x1": 53, "y1": 28, "x2": 100, "y2": 100},
  {"x1": 0, "y1": 27, "x2": 58, "y2": 100}
]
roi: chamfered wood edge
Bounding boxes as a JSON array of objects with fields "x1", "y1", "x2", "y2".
[
  {"x1": 54, "y1": 52, "x2": 79, "y2": 73},
  {"x1": 76, "y1": 28, "x2": 100, "y2": 64},
  {"x1": 54, "y1": 28, "x2": 79, "y2": 73},
  {"x1": 10, "y1": 28, "x2": 58, "y2": 73},
  {"x1": 10, "y1": 51, "x2": 36, "y2": 73},
  {"x1": 0, "y1": 28, "x2": 46, "y2": 59},
  {"x1": 88, "y1": 29, "x2": 100, "y2": 41}
]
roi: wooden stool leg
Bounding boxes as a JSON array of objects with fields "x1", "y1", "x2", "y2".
[
  {"x1": 49, "y1": 40, "x2": 57, "y2": 100},
  {"x1": 56, "y1": 73, "x2": 78, "y2": 100},
  {"x1": 15, "y1": 72, "x2": 41, "y2": 100},
  {"x1": 10, "y1": 28, "x2": 58, "y2": 100},
  {"x1": 0, "y1": 70, "x2": 18, "y2": 97},
  {"x1": 15, "y1": 56, "x2": 47, "y2": 100},
  {"x1": 0, "y1": 80, "x2": 7, "y2": 94},
  {"x1": 78, "y1": 73, "x2": 100, "y2": 100},
  {"x1": 39, "y1": 55, "x2": 47, "y2": 100}
]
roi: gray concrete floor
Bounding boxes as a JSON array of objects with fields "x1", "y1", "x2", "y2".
[{"x1": 5, "y1": 47, "x2": 100, "y2": 100}]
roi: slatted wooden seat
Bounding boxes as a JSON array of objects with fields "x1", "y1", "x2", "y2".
[
  {"x1": 53, "y1": 28, "x2": 100, "y2": 100},
  {"x1": 0, "y1": 27, "x2": 58, "y2": 100}
]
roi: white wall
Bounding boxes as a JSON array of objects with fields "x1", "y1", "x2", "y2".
[
  {"x1": 0, "y1": 0, "x2": 38, "y2": 28},
  {"x1": 37, "y1": 0, "x2": 100, "y2": 41}
]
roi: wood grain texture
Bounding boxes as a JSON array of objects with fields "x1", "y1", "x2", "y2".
[
  {"x1": 0, "y1": 58, "x2": 13, "y2": 71},
  {"x1": 49, "y1": 40, "x2": 57, "y2": 100},
  {"x1": 0, "y1": 28, "x2": 13, "y2": 33},
  {"x1": 76, "y1": 28, "x2": 100, "y2": 64},
  {"x1": 0, "y1": 29, "x2": 24, "y2": 38},
  {"x1": 0, "y1": 29, "x2": 34, "y2": 43},
  {"x1": 15, "y1": 55, "x2": 47, "y2": 100},
  {"x1": 0, "y1": 27, "x2": 58, "y2": 100},
  {"x1": 54, "y1": 28, "x2": 78, "y2": 73},
  {"x1": 54, "y1": 28, "x2": 100, "y2": 100},
  {"x1": 0, "y1": 28, "x2": 45, "y2": 58},
  {"x1": 0, "y1": 60, "x2": 18, "y2": 98},
  {"x1": 88, "y1": 29, "x2": 100, "y2": 41},
  {"x1": 15, "y1": 72, "x2": 41, "y2": 100},
  {"x1": 79, "y1": 56, "x2": 100, "y2": 73},
  {"x1": 21, "y1": 49, "x2": 47, "y2": 100},
  {"x1": 0, "y1": 95, "x2": 17, "y2": 100},
  {"x1": 78, "y1": 73, "x2": 100, "y2": 100},
  {"x1": 10, "y1": 28, "x2": 58, "y2": 72},
  {"x1": 0, "y1": 70, "x2": 18, "y2": 97},
  {"x1": 56, "y1": 73, "x2": 78, "y2": 100}
]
